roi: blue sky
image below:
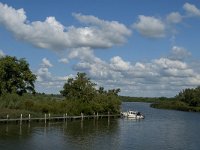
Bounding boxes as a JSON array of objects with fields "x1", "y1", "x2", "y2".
[{"x1": 0, "y1": 0, "x2": 200, "y2": 97}]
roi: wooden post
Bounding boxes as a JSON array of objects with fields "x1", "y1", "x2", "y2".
[
  {"x1": 81, "y1": 113, "x2": 83, "y2": 120},
  {"x1": 45, "y1": 114, "x2": 46, "y2": 124},
  {"x1": 63, "y1": 114, "x2": 65, "y2": 122},
  {"x1": 29, "y1": 114, "x2": 31, "y2": 122},
  {"x1": 20, "y1": 114, "x2": 22, "y2": 125},
  {"x1": 81, "y1": 117, "x2": 83, "y2": 129},
  {"x1": 48, "y1": 113, "x2": 51, "y2": 122},
  {"x1": 108, "y1": 111, "x2": 110, "y2": 126},
  {"x1": 65, "y1": 113, "x2": 68, "y2": 127},
  {"x1": 97, "y1": 112, "x2": 99, "y2": 120},
  {"x1": 6, "y1": 114, "x2": 9, "y2": 123},
  {"x1": 93, "y1": 112, "x2": 95, "y2": 119}
]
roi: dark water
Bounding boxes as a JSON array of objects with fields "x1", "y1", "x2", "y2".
[{"x1": 1, "y1": 102, "x2": 200, "y2": 150}]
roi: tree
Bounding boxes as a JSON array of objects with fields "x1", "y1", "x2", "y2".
[
  {"x1": 98, "y1": 87, "x2": 105, "y2": 94},
  {"x1": 176, "y1": 86, "x2": 200, "y2": 107},
  {"x1": 60, "y1": 72, "x2": 97, "y2": 102},
  {"x1": 0, "y1": 56, "x2": 36, "y2": 95},
  {"x1": 60, "y1": 72, "x2": 122, "y2": 114}
]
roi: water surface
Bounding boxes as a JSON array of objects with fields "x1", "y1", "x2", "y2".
[{"x1": 1, "y1": 102, "x2": 200, "y2": 150}]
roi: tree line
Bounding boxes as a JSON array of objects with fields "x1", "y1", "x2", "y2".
[
  {"x1": 0, "y1": 56, "x2": 121, "y2": 117},
  {"x1": 151, "y1": 86, "x2": 200, "y2": 112},
  {"x1": 176, "y1": 86, "x2": 200, "y2": 107}
]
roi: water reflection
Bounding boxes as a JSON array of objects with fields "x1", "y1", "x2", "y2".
[
  {"x1": 0, "y1": 118, "x2": 120, "y2": 150},
  {"x1": 1, "y1": 102, "x2": 200, "y2": 150}
]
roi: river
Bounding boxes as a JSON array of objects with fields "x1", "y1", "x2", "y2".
[{"x1": 0, "y1": 102, "x2": 200, "y2": 150}]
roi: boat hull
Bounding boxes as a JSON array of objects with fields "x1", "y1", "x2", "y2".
[{"x1": 121, "y1": 111, "x2": 144, "y2": 119}]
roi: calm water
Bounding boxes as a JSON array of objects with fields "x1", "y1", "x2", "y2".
[{"x1": 1, "y1": 102, "x2": 200, "y2": 150}]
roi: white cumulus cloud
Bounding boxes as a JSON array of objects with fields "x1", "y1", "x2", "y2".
[
  {"x1": 41, "y1": 58, "x2": 53, "y2": 68},
  {"x1": 110, "y1": 56, "x2": 130, "y2": 71},
  {"x1": 0, "y1": 3, "x2": 131, "y2": 51},
  {"x1": 166, "y1": 12, "x2": 183, "y2": 24},
  {"x1": 70, "y1": 45, "x2": 200, "y2": 97},
  {"x1": 169, "y1": 46, "x2": 191, "y2": 60},
  {"x1": 183, "y1": 3, "x2": 200, "y2": 17},
  {"x1": 133, "y1": 15, "x2": 165, "y2": 38}
]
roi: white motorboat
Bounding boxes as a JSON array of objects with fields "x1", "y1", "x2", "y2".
[{"x1": 121, "y1": 111, "x2": 144, "y2": 119}]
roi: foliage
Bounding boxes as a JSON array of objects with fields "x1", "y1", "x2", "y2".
[
  {"x1": 0, "y1": 92, "x2": 121, "y2": 118},
  {"x1": 151, "y1": 86, "x2": 200, "y2": 112},
  {"x1": 120, "y1": 96, "x2": 174, "y2": 103},
  {"x1": 176, "y1": 86, "x2": 200, "y2": 107},
  {"x1": 0, "y1": 56, "x2": 36, "y2": 95},
  {"x1": 60, "y1": 72, "x2": 121, "y2": 114},
  {"x1": 60, "y1": 72, "x2": 96, "y2": 102},
  {"x1": 0, "y1": 55, "x2": 120, "y2": 117}
]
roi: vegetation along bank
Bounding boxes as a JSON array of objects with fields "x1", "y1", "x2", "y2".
[{"x1": 0, "y1": 55, "x2": 121, "y2": 119}]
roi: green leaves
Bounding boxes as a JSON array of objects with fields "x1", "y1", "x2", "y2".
[
  {"x1": 60, "y1": 72, "x2": 97, "y2": 102},
  {"x1": 60, "y1": 72, "x2": 121, "y2": 114},
  {"x1": 176, "y1": 86, "x2": 200, "y2": 107},
  {"x1": 0, "y1": 56, "x2": 36, "y2": 95}
]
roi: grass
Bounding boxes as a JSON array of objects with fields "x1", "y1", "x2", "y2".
[
  {"x1": 0, "y1": 108, "x2": 42, "y2": 119},
  {"x1": 0, "y1": 93, "x2": 121, "y2": 119}
]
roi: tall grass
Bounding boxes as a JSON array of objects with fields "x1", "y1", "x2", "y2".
[{"x1": 0, "y1": 93, "x2": 121, "y2": 118}]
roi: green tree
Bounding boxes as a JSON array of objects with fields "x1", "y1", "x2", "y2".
[
  {"x1": 98, "y1": 87, "x2": 105, "y2": 94},
  {"x1": 176, "y1": 86, "x2": 200, "y2": 107},
  {"x1": 60, "y1": 72, "x2": 97, "y2": 102},
  {"x1": 0, "y1": 56, "x2": 36, "y2": 95},
  {"x1": 60, "y1": 72, "x2": 121, "y2": 114}
]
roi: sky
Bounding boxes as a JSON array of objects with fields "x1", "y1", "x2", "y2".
[{"x1": 0, "y1": 0, "x2": 200, "y2": 97}]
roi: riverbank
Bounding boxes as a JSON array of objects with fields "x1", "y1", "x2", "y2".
[
  {"x1": 0, "y1": 93, "x2": 121, "y2": 119},
  {"x1": 150, "y1": 100, "x2": 200, "y2": 112},
  {"x1": 120, "y1": 96, "x2": 174, "y2": 103}
]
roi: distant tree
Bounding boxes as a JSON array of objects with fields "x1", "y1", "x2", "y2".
[
  {"x1": 176, "y1": 86, "x2": 200, "y2": 106},
  {"x1": 98, "y1": 87, "x2": 105, "y2": 94},
  {"x1": 108, "y1": 88, "x2": 121, "y2": 96},
  {"x1": 0, "y1": 56, "x2": 36, "y2": 95}
]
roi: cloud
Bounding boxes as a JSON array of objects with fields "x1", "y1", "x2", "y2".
[
  {"x1": 110, "y1": 56, "x2": 130, "y2": 71},
  {"x1": 154, "y1": 57, "x2": 187, "y2": 70},
  {"x1": 73, "y1": 13, "x2": 131, "y2": 44},
  {"x1": 35, "y1": 46, "x2": 200, "y2": 97},
  {"x1": 183, "y1": 3, "x2": 200, "y2": 17},
  {"x1": 36, "y1": 58, "x2": 74, "y2": 93},
  {"x1": 133, "y1": 15, "x2": 165, "y2": 38},
  {"x1": 132, "y1": 3, "x2": 200, "y2": 39},
  {"x1": 153, "y1": 57, "x2": 194, "y2": 77},
  {"x1": 41, "y1": 58, "x2": 53, "y2": 68},
  {"x1": 70, "y1": 45, "x2": 200, "y2": 97},
  {"x1": 36, "y1": 67, "x2": 52, "y2": 82},
  {"x1": 166, "y1": 12, "x2": 183, "y2": 24},
  {"x1": 169, "y1": 46, "x2": 191, "y2": 60},
  {"x1": 0, "y1": 50, "x2": 5, "y2": 57},
  {"x1": 35, "y1": 73, "x2": 74, "y2": 93},
  {"x1": 58, "y1": 58, "x2": 68, "y2": 64},
  {"x1": 68, "y1": 47, "x2": 97, "y2": 62},
  {"x1": 0, "y1": 3, "x2": 131, "y2": 51},
  {"x1": 37, "y1": 58, "x2": 53, "y2": 82}
]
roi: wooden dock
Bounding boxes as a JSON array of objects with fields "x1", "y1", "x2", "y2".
[{"x1": 0, "y1": 113, "x2": 121, "y2": 124}]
